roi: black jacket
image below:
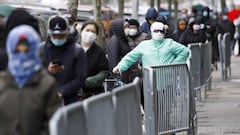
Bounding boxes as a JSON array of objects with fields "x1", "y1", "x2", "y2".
[
  {"x1": 179, "y1": 28, "x2": 207, "y2": 46},
  {"x1": 83, "y1": 43, "x2": 109, "y2": 93},
  {"x1": 108, "y1": 19, "x2": 131, "y2": 71},
  {"x1": 42, "y1": 36, "x2": 87, "y2": 104}
]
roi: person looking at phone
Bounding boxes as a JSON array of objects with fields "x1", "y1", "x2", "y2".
[{"x1": 41, "y1": 15, "x2": 87, "y2": 105}]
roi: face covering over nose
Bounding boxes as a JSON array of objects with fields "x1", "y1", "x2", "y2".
[
  {"x1": 81, "y1": 31, "x2": 97, "y2": 44},
  {"x1": 193, "y1": 24, "x2": 200, "y2": 31},
  {"x1": 7, "y1": 25, "x2": 42, "y2": 88},
  {"x1": 150, "y1": 22, "x2": 165, "y2": 41},
  {"x1": 128, "y1": 29, "x2": 138, "y2": 36}
]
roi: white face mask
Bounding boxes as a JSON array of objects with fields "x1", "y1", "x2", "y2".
[
  {"x1": 81, "y1": 31, "x2": 97, "y2": 44},
  {"x1": 128, "y1": 29, "x2": 138, "y2": 36},
  {"x1": 151, "y1": 32, "x2": 164, "y2": 40},
  {"x1": 193, "y1": 24, "x2": 200, "y2": 31}
]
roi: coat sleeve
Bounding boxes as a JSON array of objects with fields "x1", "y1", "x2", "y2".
[
  {"x1": 60, "y1": 48, "x2": 88, "y2": 97},
  {"x1": 41, "y1": 78, "x2": 59, "y2": 135},
  {"x1": 171, "y1": 40, "x2": 190, "y2": 63},
  {"x1": 117, "y1": 45, "x2": 143, "y2": 72}
]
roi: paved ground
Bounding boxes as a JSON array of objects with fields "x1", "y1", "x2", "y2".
[{"x1": 197, "y1": 56, "x2": 240, "y2": 135}]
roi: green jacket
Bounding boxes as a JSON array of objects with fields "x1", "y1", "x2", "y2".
[
  {"x1": 0, "y1": 69, "x2": 59, "y2": 135},
  {"x1": 117, "y1": 38, "x2": 190, "y2": 72}
]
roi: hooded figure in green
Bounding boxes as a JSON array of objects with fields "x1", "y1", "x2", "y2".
[{"x1": 112, "y1": 22, "x2": 190, "y2": 73}]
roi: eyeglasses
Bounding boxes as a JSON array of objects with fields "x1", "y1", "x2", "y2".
[{"x1": 153, "y1": 29, "x2": 164, "y2": 33}]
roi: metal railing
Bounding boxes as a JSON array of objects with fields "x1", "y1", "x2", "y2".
[
  {"x1": 218, "y1": 33, "x2": 232, "y2": 81},
  {"x1": 143, "y1": 63, "x2": 196, "y2": 135},
  {"x1": 188, "y1": 42, "x2": 212, "y2": 101},
  {"x1": 49, "y1": 77, "x2": 142, "y2": 135}
]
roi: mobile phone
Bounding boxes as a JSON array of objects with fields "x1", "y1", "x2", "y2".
[{"x1": 51, "y1": 60, "x2": 62, "y2": 66}]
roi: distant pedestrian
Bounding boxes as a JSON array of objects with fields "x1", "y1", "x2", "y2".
[
  {"x1": 0, "y1": 25, "x2": 59, "y2": 135},
  {"x1": 179, "y1": 18, "x2": 207, "y2": 46},
  {"x1": 78, "y1": 20, "x2": 109, "y2": 100},
  {"x1": 172, "y1": 18, "x2": 188, "y2": 42},
  {"x1": 108, "y1": 18, "x2": 133, "y2": 83},
  {"x1": 127, "y1": 18, "x2": 147, "y2": 49},
  {"x1": 140, "y1": 7, "x2": 159, "y2": 34},
  {"x1": 41, "y1": 15, "x2": 87, "y2": 105}
]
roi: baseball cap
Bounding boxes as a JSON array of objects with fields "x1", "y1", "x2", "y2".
[{"x1": 48, "y1": 15, "x2": 69, "y2": 34}]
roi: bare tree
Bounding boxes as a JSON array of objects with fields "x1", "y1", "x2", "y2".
[
  {"x1": 118, "y1": 0, "x2": 124, "y2": 18},
  {"x1": 221, "y1": 0, "x2": 226, "y2": 13},
  {"x1": 68, "y1": 0, "x2": 78, "y2": 19},
  {"x1": 93, "y1": 0, "x2": 104, "y2": 47}
]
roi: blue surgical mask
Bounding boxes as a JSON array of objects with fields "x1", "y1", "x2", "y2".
[
  {"x1": 203, "y1": 11, "x2": 208, "y2": 17},
  {"x1": 51, "y1": 38, "x2": 67, "y2": 46}
]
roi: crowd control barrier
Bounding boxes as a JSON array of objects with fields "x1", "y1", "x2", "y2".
[
  {"x1": 188, "y1": 42, "x2": 212, "y2": 101},
  {"x1": 143, "y1": 63, "x2": 196, "y2": 135},
  {"x1": 49, "y1": 77, "x2": 142, "y2": 135},
  {"x1": 217, "y1": 33, "x2": 232, "y2": 81}
]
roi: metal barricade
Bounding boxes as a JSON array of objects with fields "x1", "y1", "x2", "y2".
[
  {"x1": 218, "y1": 33, "x2": 232, "y2": 81},
  {"x1": 143, "y1": 63, "x2": 196, "y2": 135},
  {"x1": 49, "y1": 102, "x2": 87, "y2": 135},
  {"x1": 188, "y1": 43, "x2": 201, "y2": 101},
  {"x1": 113, "y1": 77, "x2": 142, "y2": 135},
  {"x1": 49, "y1": 77, "x2": 142, "y2": 135}
]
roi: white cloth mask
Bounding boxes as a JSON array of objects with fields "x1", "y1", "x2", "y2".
[
  {"x1": 128, "y1": 29, "x2": 138, "y2": 36},
  {"x1": 81, "y1": 31, "x2": 97, "y2": 44}
]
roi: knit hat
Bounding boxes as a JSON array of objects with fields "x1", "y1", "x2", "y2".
[
  {"x1": 127, "y1": 19, "x2": 139, "y2": 27},
  {"x1": 0, "y1": 5, "x2": 15, "y2": 17},
  {"x1": 48, "y1": 15, "x2": 69, "y2": 34}
]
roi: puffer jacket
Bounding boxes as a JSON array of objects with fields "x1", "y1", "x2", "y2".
[
  {"x1": 117, "y1": 38, "x2": 190, "y2": 72},
  {"x1": 0, "y1": 69, "x2": 59, "y2": 135}
]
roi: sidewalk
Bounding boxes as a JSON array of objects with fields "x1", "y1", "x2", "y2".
[{"x1": 197, "y1": 56, "x2": 240, "y2": 135}]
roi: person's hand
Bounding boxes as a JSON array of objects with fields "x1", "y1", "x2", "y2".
[
  {"x1": 48, "y1": 62, "x2": 64, "y2": 75},
  {"x1": 112, "y1": 66, "x2": 120, "y2": 74}
]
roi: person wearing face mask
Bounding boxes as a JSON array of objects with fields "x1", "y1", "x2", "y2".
[
  {"x1": 112, "y1": 22, "x2": 190, "y2": 74},
  {"x1": 0, "y1": 25, "x2": 59, "y2": 135},
  {"x1": 216, "y1": 13, "x2": 235, "y2": 48},
  {"x1": 179, "y1": 18, "x2": 207, "y2": 46},
  {"x1": 140, "y1": 7, "x2": 159, "y2": 34},
  {"x1": 108, "y1": 18, "x2": 135, "y2": 84},
  {"x1": 172, "y1": 19, "x2": 188, "y2": 42},
  {"x1": 78, "y1": 20, "x2": 109, "y2": 100},
  {"x1": 127, "y1": 19, "x2": 147, "y2": 49},
  {"x1": 41, "y1": 15, "x2": 87, "y2": 105}
]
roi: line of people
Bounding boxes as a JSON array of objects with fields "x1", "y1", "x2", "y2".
[{"x1": 0, "y1": 4, "x2": 238, "y2": 135}]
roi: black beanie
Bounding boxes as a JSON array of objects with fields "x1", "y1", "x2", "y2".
[{"x1": 127, "y1": 19, "x2": 139, "y2": 27}]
